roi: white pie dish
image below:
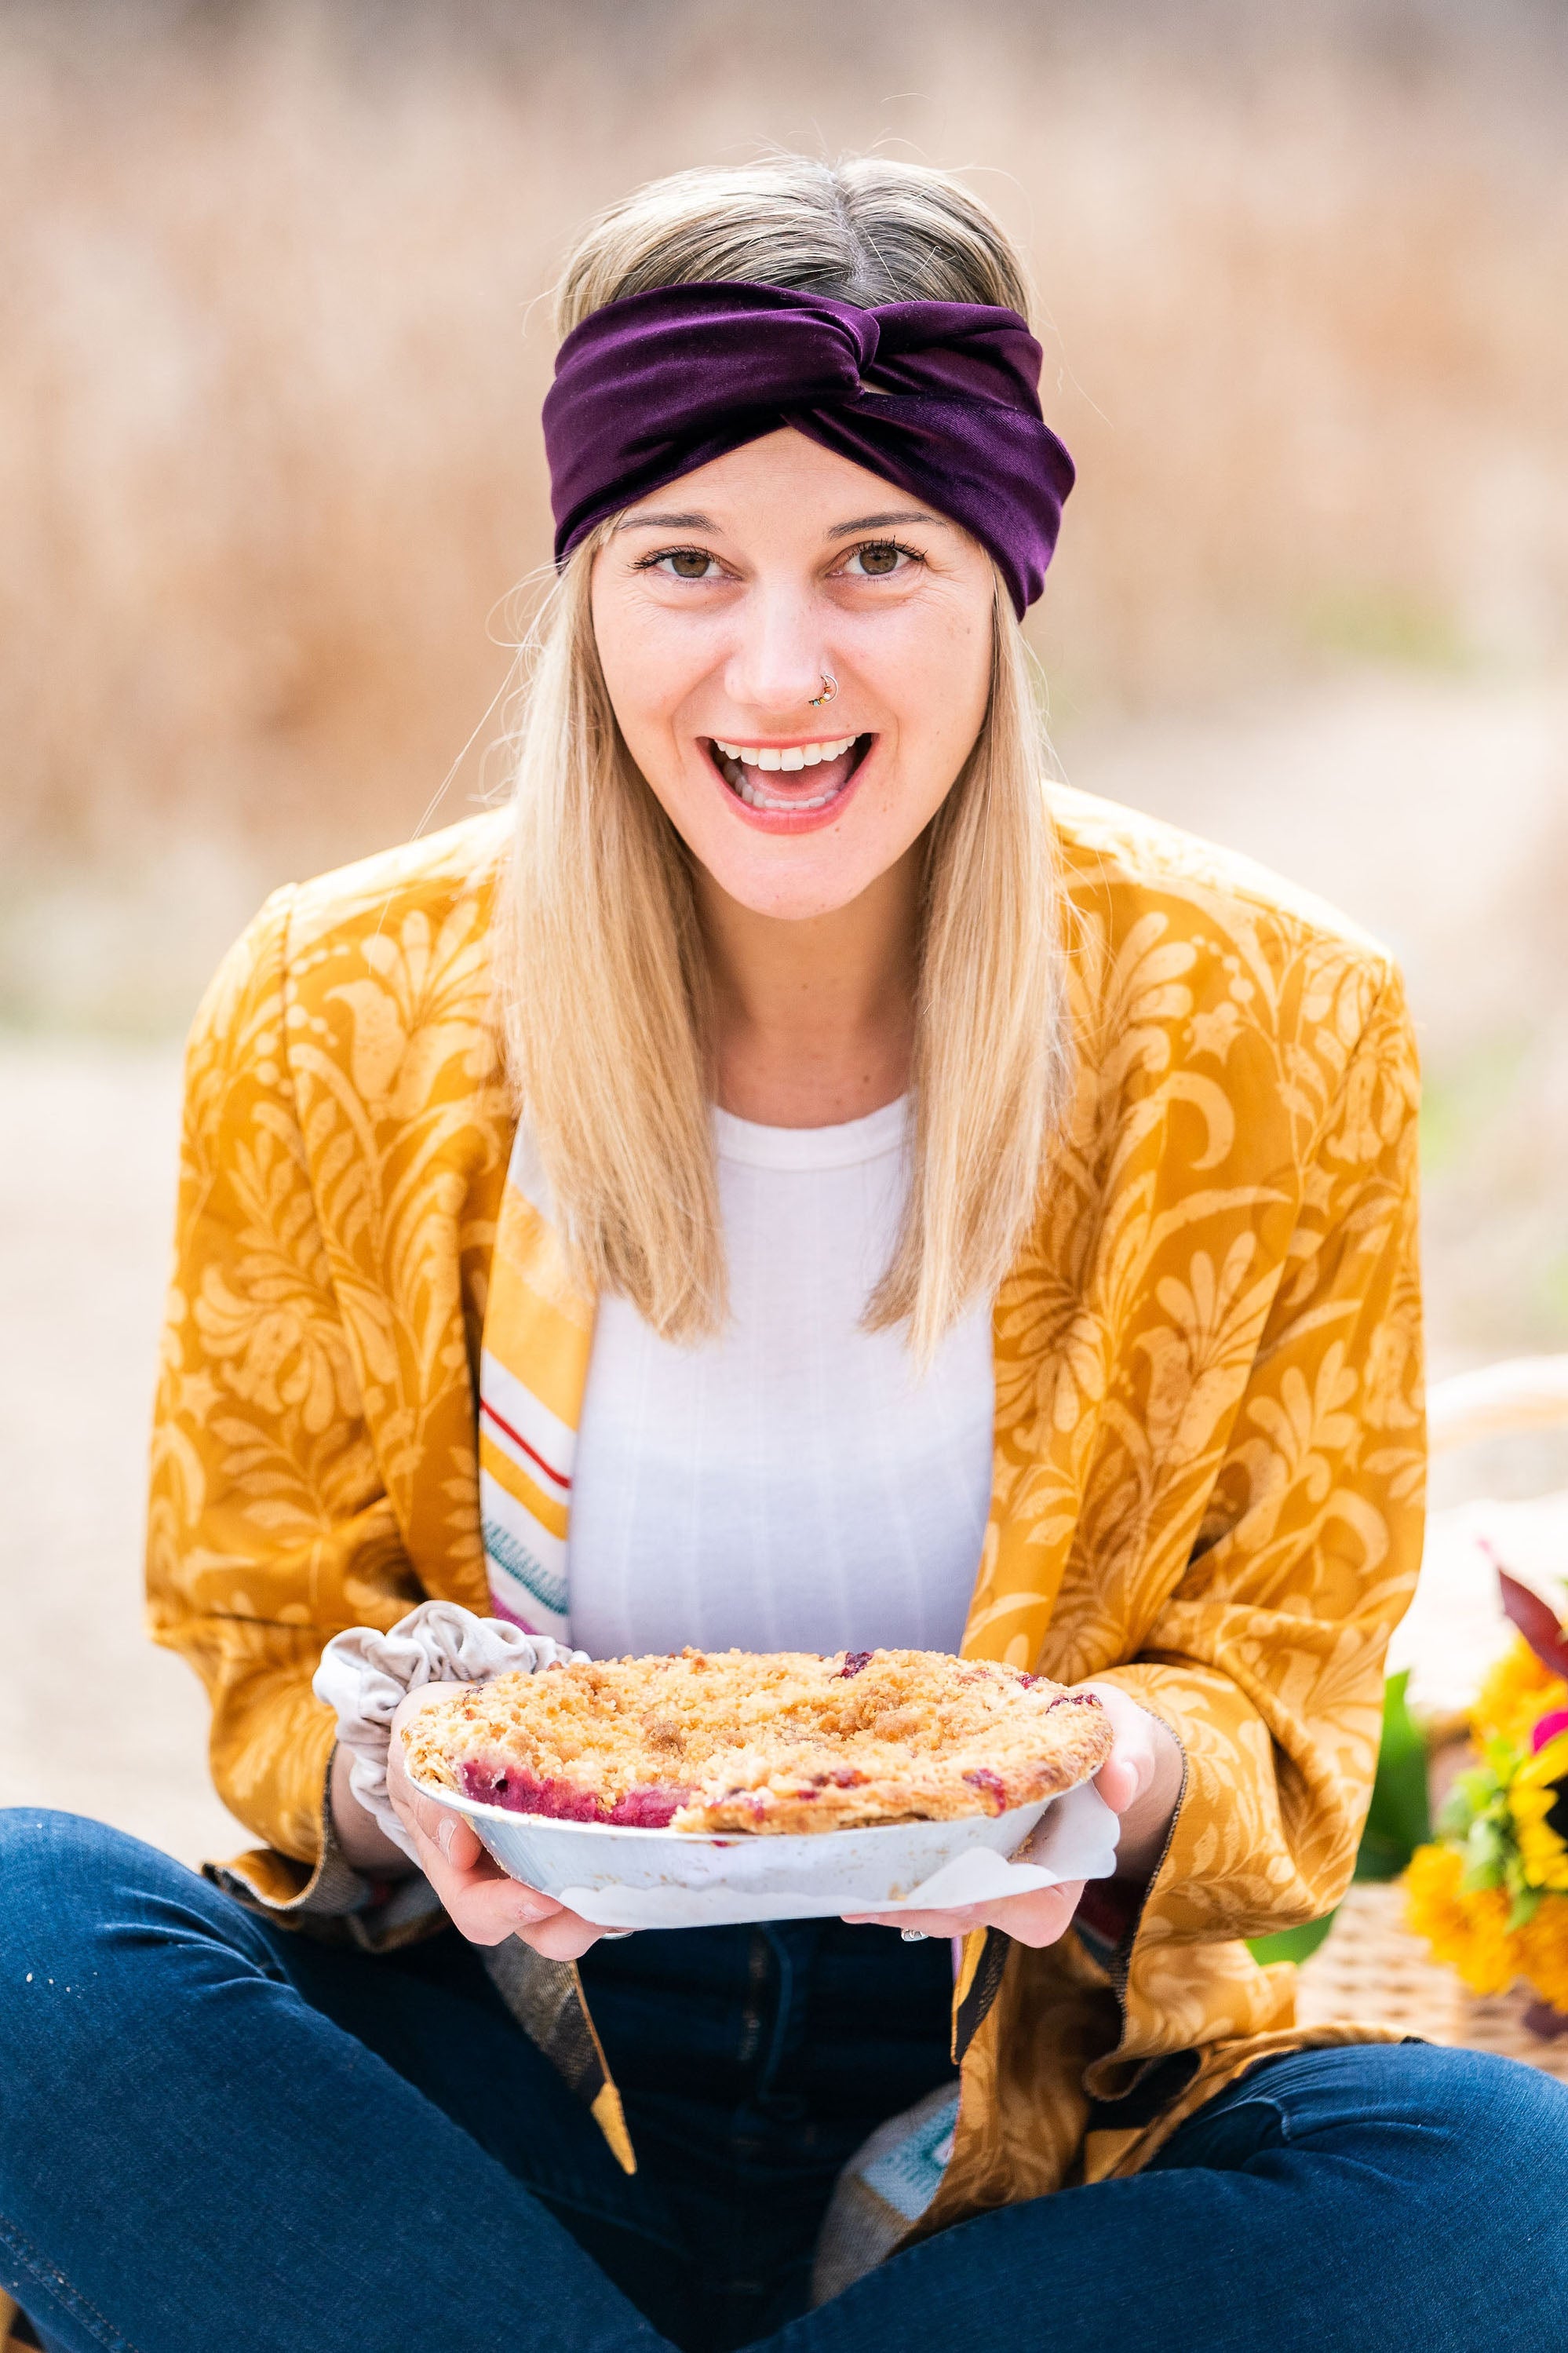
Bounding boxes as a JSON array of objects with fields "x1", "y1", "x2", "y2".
[{"x1": 409, "y1": 1767, "x2": 1121, "y2": 1929}]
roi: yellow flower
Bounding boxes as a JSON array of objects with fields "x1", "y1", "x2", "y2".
[
  {"x1": 1511, "y1": 1731, "x2": 1568, "y2": 1892},
  {"x1": 1515, "y1": 1895, "x2": 1568, "y2": 2013},
  {"x1": 1474, "y1": 1640, "x2": 1568, "y2": 1749},
  {"x1": 1405, "y1": 1843, "x2": 1517, "y2": 1994}
]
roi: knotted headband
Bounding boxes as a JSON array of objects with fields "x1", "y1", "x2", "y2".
[{"x1": 542, "y1": 280, "x2": 1075, "y2": 619}]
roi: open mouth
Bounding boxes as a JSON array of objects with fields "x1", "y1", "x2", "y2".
[{"x1": 706, "y1": 731, "x2": 872, "y2": 817}]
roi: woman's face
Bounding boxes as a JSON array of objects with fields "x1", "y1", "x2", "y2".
[{"x1": 589, "y1": 429, "x2": 997, "y2": 921}]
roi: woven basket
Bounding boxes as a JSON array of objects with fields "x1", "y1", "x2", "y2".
[
  {"x1": 1315, "y1": 1354, "x2": 1568, "y2": 2083},
  {"x1": 1295, "y1": 1882, "x2": 1568, "y2": 2082}
]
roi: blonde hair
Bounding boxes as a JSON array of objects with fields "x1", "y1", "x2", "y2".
[{"x1": 503, "y1": 156, "x2": 1071, "y2": 1362}]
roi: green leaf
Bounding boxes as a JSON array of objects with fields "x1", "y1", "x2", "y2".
[
  {"x1": 1453, "y1": 1764, "x2": 1504, "y2": 1813},
  {"x1": 1436, "y1": 1776, "x2": 1486, "y2": 1838},
  {"x1": 1508, "y1": 1885, "x2": 1544, "y2": 1931},
  {"x1": 1248, "y1": 1912, "x2": 1339, "y2": 1967},
  {"x1": 1354, "y1": 1670, "x2": 1434, "y2": 1883},
  {"x1": 1460, "y1": 1815, "x2": 1508, "y2": 1889}
]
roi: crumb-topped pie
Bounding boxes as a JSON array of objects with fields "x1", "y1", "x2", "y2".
[{"x1": 402, "y1": 1646, "x2": 1112, "y2": 1834}]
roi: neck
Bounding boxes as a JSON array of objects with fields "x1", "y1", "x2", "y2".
[{"x1": 697, "y1": 849, "x2": 921, "y2": 1129}]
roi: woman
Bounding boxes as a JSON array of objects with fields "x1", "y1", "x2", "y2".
[{"x1": 3, "y1": 155, "x2": 1564, "y2": 2353}]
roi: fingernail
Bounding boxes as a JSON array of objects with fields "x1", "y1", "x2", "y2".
[{"x1": 437, "y1": 1815, "x2": 459, "y2": 1860}]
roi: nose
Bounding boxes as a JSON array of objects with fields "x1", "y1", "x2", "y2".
[{"x1": 722, "y1": 578, "x2": 830, "y2": 720}]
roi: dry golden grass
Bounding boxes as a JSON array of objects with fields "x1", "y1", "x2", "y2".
[
  {"x1": 2, "y1": 6, "x2": 1567, "y2": 1879},
  {"x1": 0, "y1": 0, "x2": 1565, "y2": 1005}
]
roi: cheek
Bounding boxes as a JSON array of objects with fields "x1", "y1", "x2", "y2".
[
  {"x1": 939, "y1": 600, "x2": 994, "y2": 716},
  {"x1": 589, "y1": 582, "x2": 702, "y2": 757},
  {"x1": 590, "y1": 604, "x2": 658, "y2": 742},
  {"x1": 877, "y1": 601, "x2": 993, "y2": 784}
]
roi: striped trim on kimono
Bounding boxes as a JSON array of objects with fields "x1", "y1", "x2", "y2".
[
  {"x1": 475, "y1": 1127, "x2": 640, "y2": 2169},
  {"x1": 477, "y1": 1124, "x2": 592, "y2": 1647}
]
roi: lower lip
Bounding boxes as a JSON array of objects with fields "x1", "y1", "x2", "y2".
[{"x1": 706, "y1": 740, "x2": 870, "y2": 834}]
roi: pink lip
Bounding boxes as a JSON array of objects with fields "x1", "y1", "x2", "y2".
[
  {"x1": 705, "y1": 735, "x2": 872, "y2": 834},
  {"x1": 713, "y1": 734, "x2": 849, "y2": 750}
]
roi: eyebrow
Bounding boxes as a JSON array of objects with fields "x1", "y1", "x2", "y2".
[
  {"x1": 613, "y1": 511, "x2": 717, "y2": 531},
  {"x1": 614, "y1": 507, "x2": 950, "y2": 539},
  {"x1": 824, "y1": 510, "x2": 949, "y2": 538}
]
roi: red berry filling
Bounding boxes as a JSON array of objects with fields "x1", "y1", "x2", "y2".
[
  {"x1": 962, "y1": 1766, "x2": 1008, "y2": 1814},
  {"x1": 457, "y1": 1760, "x2": 691, "y2": 1828}
]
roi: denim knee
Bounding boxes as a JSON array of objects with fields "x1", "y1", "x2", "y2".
[
  {"x1": 1394, "y1": 2039, "x2": 1568, "y2": 2175},
  {"x1": 1159, "y1": 2034, "x2": 1568, "y2": 2231},
  {"x1": 0, "y1": 1804, "x2": 199, "y2": 1935},
  {"x1": 1217, "y1": 2036, "x2": 1568, "y2": 2211},
  {"x1": 1292, "y1": 2035, "x2": 1567, "y2": 2136},
  {"x1": 0, "y1": 1804, "x2": 154, "y2": 1942},
  {"x1": 0, "y1": 1808, "x2": 279, "y2": 2092}
]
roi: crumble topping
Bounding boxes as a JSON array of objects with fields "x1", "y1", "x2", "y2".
[{"x1": 401, "y1": 1646, "x2": 1112, "y2": 1834}]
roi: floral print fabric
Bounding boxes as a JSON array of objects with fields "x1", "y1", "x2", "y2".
[{"x1": 146, "y1": 784, "x2": 1424, "y2": 2220}]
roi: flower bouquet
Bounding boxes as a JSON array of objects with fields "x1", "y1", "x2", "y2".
[{"x1": 1407, "y1": 1564, "x2": 1568, "y2": 2025}]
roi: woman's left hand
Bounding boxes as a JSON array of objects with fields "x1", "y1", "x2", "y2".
[{"x1": 842, "y1": 1680, "x2": 1183, "y2": 1950}]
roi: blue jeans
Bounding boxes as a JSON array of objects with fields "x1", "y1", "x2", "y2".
[{"x1": 3, "y1": 1809, "x2": 1566, "y2": 2353}]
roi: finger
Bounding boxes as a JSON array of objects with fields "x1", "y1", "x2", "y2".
[
  {"x1": 433, "y1": 1811, "x2": 482, "y2": 1871},
  {"x1": 1093, "y1": 1716, "x2": 1156, "y2": 1815},
  {"x1": 452, "y1": 1890, "x2": 562, "y2": 1947},
  {"x1": 399, "y1": 1794, "x2": 473, "y2": 1872},
  {"x1": 403, "y1": 1817, "x2": 560, "y2": 1929},
  {"x1": 1093, "y1": 1753, "x2": 1143, "y2": 1815},
  {"x1": 842, "y1": 1908, "x2": 981, "y2": 1936},
  {"x1": 396, "y1": 1785, "x2": 450, "y2": 1844},
  {"x1": 973, "y1": 1880, "x2": 1084, "y2": 1950},
  {"x1": 446, "y1": 1873, "x2": 569, "y2": 1948},
  {"x1": 516, "y1": 1908, "x2": 605, "y2": 1960},
  {"x1": 386, "y1": 1746, "x2": 477, "y2": 1859},
  {"x1": 849, "y1": 1881, "x2": 1086, "y2": 1946},
  {"x1": 402, "y1": 1863, "x2": 546, "y2": 1947},
  {"x1": 403, "y1": 1812, "x2": 502, "y2": 1900},
  {"x1": 1080, "y1": 1684, "x2": 1154, "y2": 1782}
]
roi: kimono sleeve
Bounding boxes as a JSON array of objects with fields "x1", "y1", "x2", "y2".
[
  {"x1": 145, "y1": 889, "x2": 423, "y2": 1881},
  {"x1": 1100, "y1": 959, "x2": 1425, "y2": 2005}
]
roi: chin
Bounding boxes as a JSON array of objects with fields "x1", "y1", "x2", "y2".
[{"x1": 702, "y1": 844, "x2": 894, "y2": 923}]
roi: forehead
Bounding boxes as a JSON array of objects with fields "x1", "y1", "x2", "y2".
[{"x1": 612, "y1": 428, "x2": 964, "y2": 547}]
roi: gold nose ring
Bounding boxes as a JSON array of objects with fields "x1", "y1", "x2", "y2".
[{"x1": 808, "y1": 671, "x2": 838, "y2": 707}]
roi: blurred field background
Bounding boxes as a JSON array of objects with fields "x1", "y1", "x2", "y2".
[{"x1": 2, "y1": 0, "x2": 1566, "y2": 1858}]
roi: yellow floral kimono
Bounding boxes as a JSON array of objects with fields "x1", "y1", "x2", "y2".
[{"x1": 146, "y1": 783, "x2": 1424, "y2": 2227}]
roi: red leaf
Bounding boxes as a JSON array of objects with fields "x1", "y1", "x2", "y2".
[{"x1": 1482, "y1": 1541, "x2": 1568, "y2": 1683}]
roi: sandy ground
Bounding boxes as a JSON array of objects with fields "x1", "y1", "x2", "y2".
[
  {"x1": 0, "y1": 1038, "x2": 249, "y2": 1865},
  {"x1": 2, "y1": 669, "x2": 1564, "y2": 1867}
]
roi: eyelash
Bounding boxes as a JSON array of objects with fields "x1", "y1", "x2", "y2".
[
  {"x1": 633, "y1": 538, "x2": 925, "y2": 580},
  {"x1": 842, "y1": 539, "x2": 924, "y2": 578}
]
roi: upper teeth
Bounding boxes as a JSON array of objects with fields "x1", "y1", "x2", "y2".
[{"x1": 713, "y1": 736, "x2": 857, "y2": 772}]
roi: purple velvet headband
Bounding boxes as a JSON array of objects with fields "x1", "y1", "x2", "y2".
[{"x1": 542, "y1": 280, "x2": 1074, "y2": 619}]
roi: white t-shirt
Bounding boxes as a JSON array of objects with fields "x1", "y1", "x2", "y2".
[{"x1": 566, "y1": 1096, "x2": 996, "y2": 1660}]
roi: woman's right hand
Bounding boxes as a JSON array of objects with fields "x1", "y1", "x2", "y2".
[{"x1": 375, "y1": 1687, "x2": 606, "y2": 1959}]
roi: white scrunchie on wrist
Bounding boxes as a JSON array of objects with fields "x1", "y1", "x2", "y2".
[{"x1": 312, "y1": 1600, "x2": 589, "y2": 1862}]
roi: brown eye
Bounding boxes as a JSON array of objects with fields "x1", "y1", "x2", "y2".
[
  {"x1": 665, "y1": 549, "x2": 713, "y2": 579},
  {"x1": 856, "y1": 543, "x2": 901, "y2": 576}
]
